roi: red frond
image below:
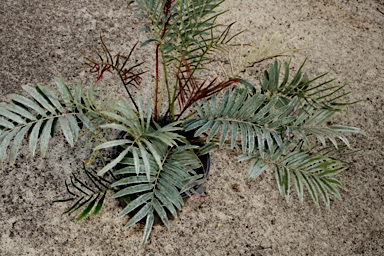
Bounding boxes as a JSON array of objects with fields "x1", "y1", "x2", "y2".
[{"x1": 176, "y1": 56, "x2": 240, "y2": 118}]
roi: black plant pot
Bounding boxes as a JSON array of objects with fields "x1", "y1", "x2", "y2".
[{"x1": 111, "y1": 128, "x2": 210, "y2": 225}]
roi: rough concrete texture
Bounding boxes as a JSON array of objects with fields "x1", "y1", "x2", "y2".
[{"x1": 1, "y1": 0, "x2": 383, "y2": 255}]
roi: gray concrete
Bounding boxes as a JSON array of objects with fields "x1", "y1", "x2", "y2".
[{"x1": 1, "y1": 0, "x2": 383, "y2": 255}]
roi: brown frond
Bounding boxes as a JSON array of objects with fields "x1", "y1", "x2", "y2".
[
  {"x1": 89, "y1": 63, "x2": 113, "y2": 81},
  {"x1": 176, "y1": 57, "x2": 240, "y2": 118},
  {"x1": 85, "y1": 36, "x2": 143, "y2": 88}
]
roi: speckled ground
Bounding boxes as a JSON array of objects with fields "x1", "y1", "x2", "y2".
[{"x1": 0, "y1": 0, "x2": 383, "y2": 255}]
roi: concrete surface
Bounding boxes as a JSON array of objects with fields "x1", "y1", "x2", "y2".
[{"x1": 0, "y1": 0, "x2": 383, "y2": 255}]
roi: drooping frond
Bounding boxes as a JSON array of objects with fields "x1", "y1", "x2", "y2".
[
  {"x1": 288, "y1": 106, "x2": 362, "y2": 149},
  {"x1": 0, "y1": 78, "x2": 98, "y2": 167},
  {"x1": 238, "y1": 145, "x2": 347, "y2": 208},
  {"x1": 183, "y1": 88, "x2": 298, "y2": 153},
  {"x1": 112, "y1": 144, "x2": 203, "y2": 244},
  {"x1": 53, "y1": 164, "x2": 112, "y2": 221}
]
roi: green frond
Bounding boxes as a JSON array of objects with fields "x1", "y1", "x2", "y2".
[
  {"x1": 53, "y1": 165, "x2": 112, "y2": 220},
  {"x1": 260, "y1": 59, "x2": 355, "y2": 111},
  {"x1": 133, "y1": 0, "x2": 236, "y2": 71},
  {"x1": 239, "y1": 147, "x2": 347, "y2": 207},
  {"x1": 0, "y1": 79, "x2": 99, "y2": 166},
  {"x1": 95, "y1": 100, "x2": 185, "y2": 177},
  {"x1": 289, "y1": 107, "x2": 363, "y2": 149},
  {"x1": 111, "y1": 143, "x2": 203, "y2": 244},
  {"x1": 183, "y1": 88, "x2": 297, "y2": 154}
]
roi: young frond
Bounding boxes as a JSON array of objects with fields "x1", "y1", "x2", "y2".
[
  {"x1": 176, "y1": 57, "x2": 241, "y2": 118},
  {"x1": 53, "y1": 165, "x2": 112, "y2": 221},
  {"x1": 85, "y1": 36, "x2": 144, "y2": 111},
  {"x1": 0, "y1": 79, "x2": 98, "y2": 167},
  {"x1": 85, "y1": 36, "x2": 143, "y2": 87}
]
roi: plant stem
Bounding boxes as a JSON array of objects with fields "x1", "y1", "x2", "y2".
[
  {"x1": 154, "y1": 11, "x2": 172, "y2": 121},
  {"x1": 154, "y1": 44, "x2": 160, "y2": 121},
  {"x1": 161, "y1": 50, "x2": 172, "y2": 120},
  {"x1": 122, "y1": 79, "x2": 139, "y2": 112}
]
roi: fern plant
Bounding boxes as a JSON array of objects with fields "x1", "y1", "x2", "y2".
[{"x1": 0, "y1": 0, "x2": 363, "y2": 244}]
